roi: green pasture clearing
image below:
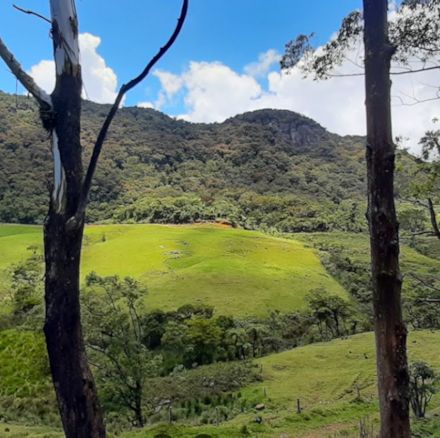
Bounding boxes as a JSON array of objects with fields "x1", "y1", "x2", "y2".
[{"x1": 0, "y1": 224, "x2": 347, "y2": 317}]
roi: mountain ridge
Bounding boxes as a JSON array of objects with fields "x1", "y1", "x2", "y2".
[{"x1": 0, "y1": 91, "x2": 414, "y2": 230}]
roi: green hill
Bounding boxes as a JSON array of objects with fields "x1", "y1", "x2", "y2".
[
  {"x1": 0, "y1": 223, "x2": 346, "y2": 317},
  {"x1": 2, "y1": 330, "x2": 440, "y2": 438}
]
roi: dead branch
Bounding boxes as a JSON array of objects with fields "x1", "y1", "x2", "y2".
[
  {"x1": 69, "y1": 0, "x2": 189, "y2": 227},
  {"x1": 0, "y1": 37, "x2": 52, "y2": 110},
  {"x1": 13, "y1": 4, "x2": 51, "y2": 24}
]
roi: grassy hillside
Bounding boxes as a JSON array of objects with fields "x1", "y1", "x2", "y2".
[
  {"x1": 105, "y1": 331, "x2": 440, "y2": 437},
  {"x1": 3, "y1": 225, "x2": 440, "y2": 317},
  {"x1": 2, "y1": 330, "x2": 440, "y2": 437},
  {"x1": 0, "y1": 223, "x2": 346, "y2": 317}
]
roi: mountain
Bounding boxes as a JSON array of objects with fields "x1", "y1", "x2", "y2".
[{"x1": 0, "y1": 91, "x2": 415, "y2": 230}]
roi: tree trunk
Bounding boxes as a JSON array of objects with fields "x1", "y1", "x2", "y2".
[
  {"x1": 363, "y1": 1, "x2": 410, "y2": 437},
  {"x1": 133, "y1": 382, "x2": 144, "y2": 427},
  {"x1": 427, "y1": 198, "x2": 440, "y2": 239},
  {"x1": 43, "y1": 2, "x2": 106, "y2": 436}
]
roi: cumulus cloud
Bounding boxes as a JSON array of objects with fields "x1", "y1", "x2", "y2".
[
  {"x1": 28, "y1": 33, "x2": 118, "y2": 104},
  {"x1": 28, "y1": 60, "x2": 55, "y2": 95},
  {"x1": 179, "y1": 62, "x2": 263, "y2": 122},
  {"x1": 146, "y1": 45, "x2": 438, "y2": 154},
  {"x1": 244, "y1": 49, "x2": 281, "y2": 78}
]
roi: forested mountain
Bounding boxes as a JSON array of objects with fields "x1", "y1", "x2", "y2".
[{"x1": 0, "y1": 91, "x2": 415, "y2": 230}]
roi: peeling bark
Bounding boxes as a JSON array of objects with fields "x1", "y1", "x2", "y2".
[
  {"x1": 43, "y1": 1, "x2": 106, "y2": 436},
  {"x1": 51, "y1": 131, "x2": 66, "y2": 212},
  {"x1": 363, "y1": 1, "x2": 410, "y2": 437}
]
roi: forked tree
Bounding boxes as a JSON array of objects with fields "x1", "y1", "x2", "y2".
[{"x1": 0, "y1": 1, "x2": 188, "y2": 436}]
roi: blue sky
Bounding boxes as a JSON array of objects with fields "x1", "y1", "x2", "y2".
[
  {"x1": 0, "y1": 1, "x2": 361, "y2": 105},
  {"x1": 0, "y1": 1, "x2": 437, "y2": 151}
]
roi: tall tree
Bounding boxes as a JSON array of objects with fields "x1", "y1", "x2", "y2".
[
  {"x1": 0, "y1": 1, "x2": 188, "y2": 436},
  {"x1": 280, "y1": 1, "x2": 429, "y2": 435},
  {"x1": 363, "y1": 1, "x2": 410, "y2": 436}
]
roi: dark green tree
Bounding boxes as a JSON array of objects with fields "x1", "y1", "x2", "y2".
[
  {"x1": 82, "y1": 274, "x2": 162, "y2": 427},
  {"x1": 409, "y1": 361, "x2": 438, "y2": 418}
]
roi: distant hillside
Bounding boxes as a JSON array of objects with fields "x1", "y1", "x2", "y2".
[
  {"x1": 0, "y1": 223, "x2": 347, "y2": 317},
  {"x1": 0, "y1": 91, "x2": 416, "y2": 230}
]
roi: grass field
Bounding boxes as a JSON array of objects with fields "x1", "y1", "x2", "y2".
[
  {"x1": 3, "y1": 225, "x2": 440, "y2": 436},
  {"x1": 0, "y1": 223, "x2": 347, "y2": 317},
  {"x1": 110, "y1": 330, "x2": 440, "y2": 437},
  {"x1": 2, "y1": 330, "x2": 440, "y2": 437}
]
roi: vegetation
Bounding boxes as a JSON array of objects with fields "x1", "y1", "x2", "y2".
[
  {"x1": 409, "y1": 362, "x2": 438, "y2": 419},
  {"x1": 2, "y1": 330, "x2": 440, "y2": 437},
  {"x1": 0, "y1": 224, "x2": 347, "y2": 317},
  {"x1": 0, "y1": 91, "x2": 422, "y2": 233},
  {"x1": 2, "y1": 224, "x2": 440, "y2": 436}
]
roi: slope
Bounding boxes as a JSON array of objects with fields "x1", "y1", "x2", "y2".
[
  {"x1": 0, "y1": 223, "x2": 346, "y2": 317},
  {"x1": 2, "y1": 330, "x2": 440, "y2": 437},
  {"x1": 2, "y1": 91, "x2": 420, "y2": 232}
]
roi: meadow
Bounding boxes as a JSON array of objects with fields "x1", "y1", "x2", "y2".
[
  {"x1": 0, "y1": 223, "x2": 347, "y2": 317},
  {"x1": 2, "y1": 224, "x2": 440, "y2": 437},
  {"x1": 2, "y1": 330, "x2": 440, "y2": 437}
]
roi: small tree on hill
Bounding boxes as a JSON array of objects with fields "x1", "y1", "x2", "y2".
[
  {"x1": 82, "y1": 273, "x2": 162, "y2": 427},
  {"x1": 409, "y1": 361, "x2": 438, "y2": 418}
]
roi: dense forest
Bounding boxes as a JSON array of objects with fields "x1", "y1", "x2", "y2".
[{"x1": 0, "y1": 91, "x2": 420, "y2": 232}]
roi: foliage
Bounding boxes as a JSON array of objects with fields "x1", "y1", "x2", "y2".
[
  {"x1": 281, "y1": 1, "x2": 440, "y2": 79},
  {"x1": 82, "y1": 273, "x2": 162, "y2": 427},
  {"x1": 296, "y1": 232, "x2": 440, "y2": 330},
  {"x1": 306, "y1": 288, "x2": 355, "y2": 338},
  {"x1": 2, "y1": 330, "x2": 440, "y2": 437},
  {"x1": 409, "y1": 361, "x2": 438, "y2": 418},
  {"x1": 0, "y1": 91, "x2": 420, "y2": 233},
  {"x1": 9, "y1": 248, "x2": 44, "y2": 328}
]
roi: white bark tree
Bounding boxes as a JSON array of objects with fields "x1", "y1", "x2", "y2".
[{"x1": 0, "y1": 1, "x2": 188, "y2": 436}]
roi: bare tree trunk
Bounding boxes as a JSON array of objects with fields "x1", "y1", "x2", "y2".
[
  {"x1": 427, "y1": 198, "x2": 440, "y2": 239},
  {"x1": 43, "y1": 2, "x2": 105, "y2": 436},
  {"x1": 363, "y1": 1, "x2": 410, "y2": 437}
]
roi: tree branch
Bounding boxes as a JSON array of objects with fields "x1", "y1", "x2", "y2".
[
  {"x1": 0, "y1": 37, "x2": 52, "y2": 110},
  {"x1": 13, "y1": 4, "x2": 52, "y2": 24},
  {"x1": 68, "y1": 0, "x2": 189, "y2": 228},
  {"x1": 327, "y1": 65, "x2": 440, "y2": 78},
  {"x1": 408, "y1": 272, "x2": 440, "y2": 293}
]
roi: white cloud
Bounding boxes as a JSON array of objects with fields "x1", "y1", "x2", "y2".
[
  {"x1": 244, "y1": 49, "x2": 281, "y2": 78},
  {"x1": 28, "y1": 33, "x2": 118, "y2": 104},
  {"x1": 154, "y1": 70, "x2": 184, "y2": 97},
  {"x1": 178, "y1": 61, "x2": 263, "y2": 122},
  {"x1": 137, "y1": 101, "x2": 155, "y2": 109},
  {"x1": 28, "y1": 60, "x2": 55, "y2": 95},
  {"x1": 148, "y1": 46, "x2": 438, "y2": 154}
]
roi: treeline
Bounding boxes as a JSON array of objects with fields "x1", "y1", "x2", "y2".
[
  {"x1": 5, "y1": 255, "x2": 367, "y2": 427},
  {"x1": 111, "y1": 194, "x2": 366, "y2": 233}
]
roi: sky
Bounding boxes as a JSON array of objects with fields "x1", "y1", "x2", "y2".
[{"x1": 0, "y1": 0, "x2": 438, "y2": 154}]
